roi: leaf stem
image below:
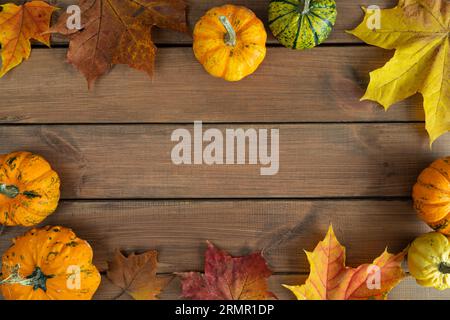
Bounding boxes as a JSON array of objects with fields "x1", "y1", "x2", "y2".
[{"x1": 302, "y1": 0, "x2": 311, "y2": 14}]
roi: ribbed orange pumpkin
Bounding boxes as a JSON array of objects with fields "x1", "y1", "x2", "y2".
[
  {"x1": 0, "y1": 226, "x2": 101, "y2": 300},
  {"x1": 193, "y1": 4, "x2": 267, "y2": 81},
  {"x1": 0, "y1": 151, "x2": 60, "y2": 227},
  {"x1": 413, "y1": 157, "x2": 450, "y2": 234}
]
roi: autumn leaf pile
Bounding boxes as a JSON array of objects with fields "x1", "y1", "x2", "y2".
[{"x1": 102, "y1": 228, "x2": 406, "y2": 300}]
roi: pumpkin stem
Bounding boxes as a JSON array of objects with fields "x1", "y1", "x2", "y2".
[
  {"x1": 219, "y1": 15, "x2": 237, "y2": 47},
  {"x1": 0, "y1": 265, "x2": 53, "y2": 291},
  {"x1": 302, "y1": 0, "x2": 312, "y2": 14},
  {"x1": 0, "y1": 183, "x2": 20, "y2": 199},
  {"x1": 439, "y1": 262, "x2": 450, "y2": 274},
  {"x1": 0, "y1": 265, "x2": 23, "y2": 286}
]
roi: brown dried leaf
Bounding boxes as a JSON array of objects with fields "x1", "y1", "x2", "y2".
[
  {"x1": 51, "y1": 0, "x2": 187, "y2": 87},
  {"x1": 106, "y1": 250, "x2": 171, "y2": 300}
]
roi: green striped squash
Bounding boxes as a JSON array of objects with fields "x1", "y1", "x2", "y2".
[{"x1": 269, "y1": 0, "x2": 337, "y2": 50}]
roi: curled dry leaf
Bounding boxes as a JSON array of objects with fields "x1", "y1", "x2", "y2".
[
  {"x1": 284, "y1": 226, "x2": 406, "y2": 300},
  {"x1": 0, "y1": 1, "x2": 57, "y2": 77},
  {"x1": 348, "y1": 0, "x2": 449, "y2": 145},
  {"x1": 106, "y1": 250, "x2": 172, "y2": 300},
  {"x1": 178, "y1": 241, "x2": 277, "y2": 300},
  {"x1": 51, "y1": 0, "x2": 188, "y2": 88}
]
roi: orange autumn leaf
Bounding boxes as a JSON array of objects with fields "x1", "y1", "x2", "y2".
[
  {"x1": 178, "y1": 241, "x2": 277, "y2": 300},
  {"x1": 284, "y1": 226, "x2": 406, "y2": 300},
  {"x1": 106, "y1": 250, "x2": 172, "y2": 300},
  {"x1": 51, "y1": 0, "x2": 188, "y2": 88},
  {"x1": 0, "y1": 1, "x2": 57, "y2": 77}
]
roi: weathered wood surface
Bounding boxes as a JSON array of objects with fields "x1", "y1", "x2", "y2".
[
  {"x1": 0, "y1": 47, "x2": 424, "y2": 124},
  {"x1": 0, "y1": 124, "x2": 446, "y2": 198},
  {"x1": 0, "y1": 200, "x2": 430, "y2": 273},
  {"x1": 17, "y1": 0, "x2": 398, "y2": 45}
]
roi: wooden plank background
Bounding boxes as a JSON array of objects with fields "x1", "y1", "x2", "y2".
[
  {"x1": 0, "y1": 124, "x2": 447, "y2": 198},
  {"x1": 0, "y1": 0, "x2": 449, "y2": 300},
  {"x1": 1, "y1": 48, "x2": 424, "y2": 123}
]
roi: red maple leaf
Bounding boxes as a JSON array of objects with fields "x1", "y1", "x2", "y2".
[{"x1": 178, "y1": 241, "x2": 277, "y2": 300}]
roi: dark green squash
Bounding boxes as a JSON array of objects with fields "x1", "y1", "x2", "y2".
[{"x1": 269, "y1": 0, "x2": 337, "y2": 50}]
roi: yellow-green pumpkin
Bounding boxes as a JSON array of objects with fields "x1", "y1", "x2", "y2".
[
  {"x1": 408, "y1": 232, "x2": 450, "y2": 290},
  {"x1": 269, "y1": 0, "x2": 337, "y2": 50}
]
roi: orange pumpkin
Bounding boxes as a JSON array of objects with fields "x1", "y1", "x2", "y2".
[
  {"x1": 193, "y1": 4, "x2": 267, "y2": 81},
  {"x1": 0, "y1": 226, "x2": 101, "y2": 300},
  {"x1": 0, "y1": 151, "x2": 60, "y2": 227},
  {"x1": 413, "y1": 157, "x2": 450, "y2": 234}
]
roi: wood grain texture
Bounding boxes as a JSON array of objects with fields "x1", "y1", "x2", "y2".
[
  {"x1": 0, "y1": 124, "x2": 447, "y2": 198},
  {"x1": 0, "y1": 200, "x2": 429, "y2": 273},
  {"x1": 0, "y1": 47, "x2": 423, "y2": 123},
  {"x1": 96, "y1": 275, "x2": 450, "y2": 300},
  {"x1": 25, "y1": 0, "x2": 398, "y2": 45},
  {"x1": 0, "y1": 0, "x2": 442, "y2": 301}
]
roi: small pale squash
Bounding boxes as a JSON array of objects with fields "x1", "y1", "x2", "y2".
[
  {"x1": 269, "y1": 0, "x2": 337, "y2": 50},
  {"x1": 0, "y1": 226, "x2": 101, "y2": 300},
  {"x1": 413, "y1": 157, "x2": 450, "y2": 235},
  {"x1": 408, "y1": 232, "x2": 450, "y2": 290},
  {"x1": 193, "y1": 4, "x2": 267, "y2": 81},
  {"x1": 0, "y1": 151, "x2": 60, "y2": 227}
]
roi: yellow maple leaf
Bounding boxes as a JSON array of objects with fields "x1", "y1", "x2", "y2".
[
  {"x1": 348, "y1": 0, "x2": 449, "y2": 145},
  {"x1": 0, "y1": 1, "x2": 57, "y2": 77},
  {"x1": 284, "y1": 226, "x2": 406, "y2": 300}
]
